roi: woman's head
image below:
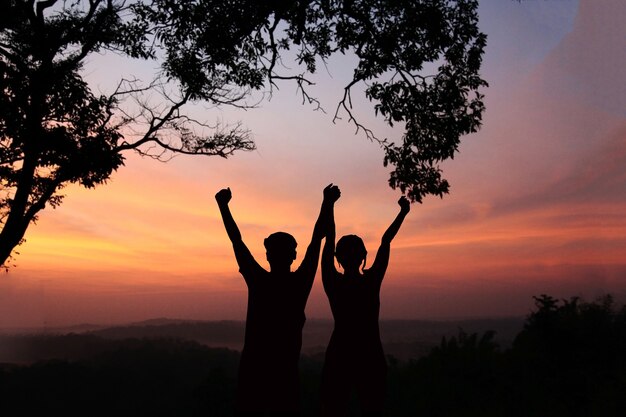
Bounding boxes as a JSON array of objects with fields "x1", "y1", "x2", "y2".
[{"x1": 335, "y1": 235, "x2": 367, "y2": 271}]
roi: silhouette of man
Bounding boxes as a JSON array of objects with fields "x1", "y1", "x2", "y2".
[
  {"x1": 215, "y1": 184, "x2": 340, "y2": 416},
  {"x1": 320, "y1": 196, "x2": 410, "y2": 417}
]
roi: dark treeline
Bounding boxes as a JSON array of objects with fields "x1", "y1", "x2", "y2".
[
  {"x1": 387, "y1": 294, "x2": 626, "y2": 417},
  {"x1": 1, "y1": 295, "x2": 625, "y2": 416},
  {"x1": 0, "y1": 338, "x2": 241, "y2": 417}
]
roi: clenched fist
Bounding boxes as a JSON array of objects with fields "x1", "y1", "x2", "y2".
[{"x1": 215, "y1": 188, "x2": 232, "y2": 205}]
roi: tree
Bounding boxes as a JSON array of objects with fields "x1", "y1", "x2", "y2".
[
  {"x1": 509, "y1": 294, "x2": 626, "y2": 417},
  {"x1": 0, "y1": 0, "x2": 487, "y2": 267}
]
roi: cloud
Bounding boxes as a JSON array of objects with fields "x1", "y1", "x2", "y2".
[
  {"x1": 535, "y1": 0, "x2": 626, "y2": 117},
  {"x1": 433, "y1": 0, "x2": 626, "y2": 227}
]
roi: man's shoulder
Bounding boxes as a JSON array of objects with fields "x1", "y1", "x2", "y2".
[{"x1": 240, "y1": 265, "x2": 269, "y2": 284}]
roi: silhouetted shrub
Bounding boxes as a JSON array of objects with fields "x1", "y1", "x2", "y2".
[
  {"x1": 386, "y1": 294, "x2": 626, "y2": 417},
  {"x1": 508, "y1": 294, "x2": 626, "y2": 417},
  {"x1": 387, "y1": 330, "x2": 506, "y2": 417}
]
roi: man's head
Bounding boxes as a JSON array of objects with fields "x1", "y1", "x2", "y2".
[
  {"x1": 264, "y1": 232, "x2": 297, "y2": 270},
  {"x1": 335, "y1": 234, "x2": 367, "y2": 271}
]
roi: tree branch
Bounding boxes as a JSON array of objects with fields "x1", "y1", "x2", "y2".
[
  {"x1": 333, "y1": 77, "x2": 381, "y2": 144},
  {"x1": 35, "y1": 0, "x2": 59, "y2": 24}
]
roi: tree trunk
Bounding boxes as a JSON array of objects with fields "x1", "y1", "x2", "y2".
[
  {"x1": 0, "y1": 148, "x2": 39, "y2": 266},
  {"x1": 0, "y1": 225, "x2": 28, "y2": 267}
]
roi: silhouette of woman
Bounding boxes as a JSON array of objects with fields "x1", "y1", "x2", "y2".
[{"x1": 321, "y1": 195, "x2": 410, "y2": 417}]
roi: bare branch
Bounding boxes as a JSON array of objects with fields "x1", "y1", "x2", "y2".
[
  {"x1": 109, "y1": 76, "x2": 255, "y2": 160},
  {"x1": 35, "y1": 0, "x2": 59, "y2": 24},
  {"x1": 333, "y1": 78, "x2": 381, "y2": 144},
  {"x1": 265, "y1": 16, "x2": 281, "y2": 91}
]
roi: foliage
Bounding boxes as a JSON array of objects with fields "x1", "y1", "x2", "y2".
[
  {"x1": 134, "y1": 0, "x2": 487, "y2": 202},
  {"x1": 508, "y1": 294, "x2": 626, "y2": 417},
  {"x1": 392, "y1": 294, "x2": 626, "y2": 417},
  {"x1": 0, "y1": 0, "x2": 486, "y2": 267}
]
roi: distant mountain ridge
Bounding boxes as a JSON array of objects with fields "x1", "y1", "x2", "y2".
[
  {"x1": 89, "y1": 319, "x2": 246, "y2": 350},
  {"x1": 0, "y1": 317, "x2": 524, "y2": 362}
]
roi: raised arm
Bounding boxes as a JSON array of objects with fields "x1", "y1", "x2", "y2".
[
  {"x1": 215, "y1": 188, "x2": 263, "y2": 276},
  {"x1": 297, "y1": 184, "x2": 341, "y2": 281},
  {"x1": 321, "y1": 189, "x2": 339, "y2": 291},
  {"x1": 369, "y1": 197, "x2": 411, "y2": 279}
]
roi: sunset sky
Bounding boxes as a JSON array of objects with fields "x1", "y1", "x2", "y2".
[{"x1": 1, "y1": 0, "x2": 625, "y2": 328}]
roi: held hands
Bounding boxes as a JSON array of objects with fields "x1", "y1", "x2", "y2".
[
  {"x1": 323, "y1": 183, "x2": 341, "y2": 203},
  {"x1": 398, "y1": 196, "x2": 411, "y2": 214},
  {"x1": 215, "y1": 188, "x2": 232, "y2": 205}
]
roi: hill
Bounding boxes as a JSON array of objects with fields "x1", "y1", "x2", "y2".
[{"x1": 0, "y1": 317, "x2": 523, "y2": 363}]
